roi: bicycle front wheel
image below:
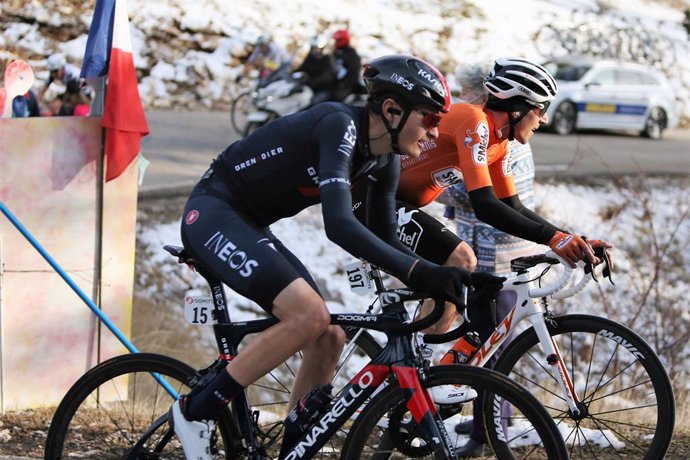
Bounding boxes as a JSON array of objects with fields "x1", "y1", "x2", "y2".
[
  {"x1": 45, "y1": 353, "x2": 236, "y2": 459},
  {"x1": 342, "y1": 365, "x2": 567, "y2": 459},
  {"x1": 492, "y1": 314, "x2": 675, "y2": 459}
]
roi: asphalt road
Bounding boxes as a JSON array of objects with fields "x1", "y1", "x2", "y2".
[{"x1": 139, "y1": 110, "x2": 689, "y2": 195}]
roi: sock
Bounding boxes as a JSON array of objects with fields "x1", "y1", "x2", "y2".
[{"x1": 185, "y1": 369, "x2": 244, "y2": 421}]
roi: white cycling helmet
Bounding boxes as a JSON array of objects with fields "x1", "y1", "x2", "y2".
[
  {"x1": 484, "y1": 57, "x2": 557, "y2": 107},
  {"x1": 484, "y1": 57, "x2": 558, "y2": 140},
  {"x1": 47, "y1": 53, "x2": 66, "y2": 71}
]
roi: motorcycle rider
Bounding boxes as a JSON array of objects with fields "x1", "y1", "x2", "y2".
[
  {"x1": 331, "y1": 29, "x2": 363, "y2": 102},
  {"x1": 295, "y1": 35, "x2": 337, "y2": 106}
]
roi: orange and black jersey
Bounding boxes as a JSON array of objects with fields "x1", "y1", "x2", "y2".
[
  {"x1": 398, "y1": 103, "x2": 513, "y2": 207},
  {"x1": 399, "y1": 102, "x2": 557, "y2": 245}
]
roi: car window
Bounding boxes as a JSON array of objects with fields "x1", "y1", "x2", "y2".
[
  {"x1": 543, "y1": 61, "x2": 591, "y2": 81},
  {"x1": 640, "y1": 72, "x2": 660, "y2": 85},
  {"x1": 615, "y1": 69, "x2": 645, "y2": 85},
  {"x1": 588, "y1": 68, "x2": 615, "y2": 85}
]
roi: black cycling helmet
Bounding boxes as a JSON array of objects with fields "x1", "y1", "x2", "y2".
[
  {"x1": 363, "y1": 54, "x2": 451, "y2": 113},
  {"x1": 363, "y1": 55, "x2": 450, "y2": 154},
  {"x1": 484, "y1": 57, "x2": 558, "y2": 140}
]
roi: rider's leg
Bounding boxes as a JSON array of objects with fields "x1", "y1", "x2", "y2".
[
  {"x1": 420, "y1": 240, "x2": 476, "y2": 334},
  {"x1": 225, "y1": 278, "x2": 335, "y2": 386},
  {"x1": 287, "y1": 324, "x2": 346, "y2": 410},
  {"x1": 184, "y1": 279, "x2": 339, "y2": 422}
]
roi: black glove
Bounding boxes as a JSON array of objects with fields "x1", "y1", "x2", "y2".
[
  {"x1": 407, "y1": 260, "x2": 472, "y2": 306},
  {"x1": 467, "y1": 272, "x2": 506, "y2": 327}
]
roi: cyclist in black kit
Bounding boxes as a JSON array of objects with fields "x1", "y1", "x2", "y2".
[{"x1": 171, "y1": 55, "x2": 474, "y2": 459}]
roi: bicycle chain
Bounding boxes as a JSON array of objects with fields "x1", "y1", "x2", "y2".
[{"x1": 386, "y1": 405, "x2": 433, "y2": 458}]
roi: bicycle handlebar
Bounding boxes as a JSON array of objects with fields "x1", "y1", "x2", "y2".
[
  {"x1": 551, "y1": 260, "x2": 605, "y2": 299},
  {"x1": 528, "y1": 251, "x2": 576, "y2": 298}
]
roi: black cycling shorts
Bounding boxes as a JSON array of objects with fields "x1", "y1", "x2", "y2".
[
  {"x1": 352, "y1": 190, "x2": 462, "y2": 266},
  {"x1": 181, "y1": 188, "x2": 320, "y2": 312}
]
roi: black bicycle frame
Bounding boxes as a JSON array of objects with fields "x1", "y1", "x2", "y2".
[{"x1": 198, "y1": 270, "x2": 456, "y2": 459}]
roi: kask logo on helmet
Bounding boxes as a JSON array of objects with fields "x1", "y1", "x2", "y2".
[{"x1": 417, "y1": 68, "x2": 446, "y2": 97}]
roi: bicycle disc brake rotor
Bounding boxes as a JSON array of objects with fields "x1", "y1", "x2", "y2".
[{"x1": 387, "y1": 405, "x2": 432, "y2": 458}]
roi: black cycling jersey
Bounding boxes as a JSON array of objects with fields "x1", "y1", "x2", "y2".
[{"x1": 182, "y1": 102, "x2": 421, "y2": 309}]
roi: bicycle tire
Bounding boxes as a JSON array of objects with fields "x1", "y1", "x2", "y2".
[
  {"x1": 491, "y1": 314, "x2": 675, "y2": 460},
  {"x1": 245, "y1": 328, "x2": 382, "y2": 458},
  {"x1": 342, "y1": 365, "x2": 567, "y2": 459},
  {"x1": 44, "y1": 353, "x2": 236, "y2": 459},
  {"x1": 230, "y1": 90, "x2": 252, "y2": 136}
]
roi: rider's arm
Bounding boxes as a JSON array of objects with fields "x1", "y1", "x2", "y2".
[
  {"x1": 468, "y1": 186, "x2": 557, "y2": 244},
  {"x1": 315, "y1": 112, "x2": 419, "y2": 280}
]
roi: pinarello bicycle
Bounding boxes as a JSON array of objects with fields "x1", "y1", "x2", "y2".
[{"x1": 44, "y1": 245, "x2": 567, "y2": 459}]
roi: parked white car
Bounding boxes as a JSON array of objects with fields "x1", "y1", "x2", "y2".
[{"x1": 541, "y1": 57, "x2": 678, "y2": 139}]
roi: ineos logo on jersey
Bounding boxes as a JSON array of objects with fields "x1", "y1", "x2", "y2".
[
  {"x1": 203, "y1": 231, "x2": 258, "y2": 277},
  {"x1": 431, "y1": 167, "x2": 463, "y2": 189},
  {"x1": 465, "y1": 122, "x2": 489, "y2": 165},
  {"x1": 391, "y1": 72, "x2": 413, "y2": 91},
  {"x1": 185, "y1": 210, "x2": 199, "y2": 225},
  {"x1": 337, "y1": 120, "x2": 357, "y2": 157}
]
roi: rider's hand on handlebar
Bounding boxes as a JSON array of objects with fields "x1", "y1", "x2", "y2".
[
  {"x1": 548, "y1": 231, "x2": 595, "y2": 268},
  {"x1": 407, "y1": 260, "x2": 472, "y2": 307},
  {"x1": 587, "y1": 239, "x2": 614, "y2": 270}
]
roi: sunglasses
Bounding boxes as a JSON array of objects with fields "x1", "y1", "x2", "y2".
[
  {"x1": 533, "y1": 101, "x2": 551, "y2": 117},
  {"x1": 415, "y1": 109, "x2": 443, "y2": 129}
]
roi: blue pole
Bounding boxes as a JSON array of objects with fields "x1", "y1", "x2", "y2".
[{"x1": 0, "y1": 200, "x2": 179, "y2": 398}]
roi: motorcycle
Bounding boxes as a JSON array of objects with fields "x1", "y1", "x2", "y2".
[{"x1": 242, "y1": 72, "x2": 313, "y2": 137}]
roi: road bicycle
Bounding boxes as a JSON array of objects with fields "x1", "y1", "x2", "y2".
[
  {"x1": 345, "y1": 250, "x2": 675, "y2": 459},
  {"x1": 44, "y1": 245, "x2": 567, "y2": 459}
]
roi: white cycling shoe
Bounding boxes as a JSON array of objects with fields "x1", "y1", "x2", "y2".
[
  {"x1": 171, "y1": 398, "x2": 217, "y2": 460},
  {"x1": 430, "y1": 385, "x2": 478, "y2": 404}
]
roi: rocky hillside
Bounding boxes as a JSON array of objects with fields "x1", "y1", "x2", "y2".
[{"x1": 2, "y1": 0, "x2": 689, "y2": 119}]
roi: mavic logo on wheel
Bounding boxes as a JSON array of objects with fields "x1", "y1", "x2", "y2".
[
  {"x1": 597, "y1": 330, "x2": 645, "y2": 359},
  {"x1": 492, "y1": 397, "x2": 507, "y2": 442}
]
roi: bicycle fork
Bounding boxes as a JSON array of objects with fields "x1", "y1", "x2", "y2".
[{"x1": 529, "y1": 313, "x2": 581, "y2": 417}]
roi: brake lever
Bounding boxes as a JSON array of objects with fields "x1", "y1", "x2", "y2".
[{"x1": 594, "y1": 246, "x2": 615, "y2": 286}]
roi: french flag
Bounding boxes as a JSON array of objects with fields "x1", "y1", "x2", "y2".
[{"x1": 81, "y1": 0, "x2": 149, "y2": 182}]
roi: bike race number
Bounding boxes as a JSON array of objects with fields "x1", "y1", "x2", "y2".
[
  {"x1": 345, "y1": 260, "x2": 375, "y2": 296},
  {"x1": 183, "y1": 291, "x2": 214, "y2": 325}
]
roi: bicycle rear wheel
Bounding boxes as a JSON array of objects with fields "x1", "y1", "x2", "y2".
[
  {"x1": 246, "y1": 328, "x2": 382, "y2": 458},
  {"x1": 342, "y1": 365, "x2": 567, "y2": 459},
  {"x1": 44, "y1": 353, "x2": 236, "y2": 459},
  {"x1": 492, "y1": 314, "x2": 675, "y2": 460}
]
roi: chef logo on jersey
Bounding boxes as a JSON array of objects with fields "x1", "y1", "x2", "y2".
[
  {"x1": 396, "y1": 208, "x2": 423, "y2": 252},
  {"x1": 431, "y1": 167, "x2": 463, "y2": 189},
  {"x1": 464, "y1": 122, "x2": 489, "y2": 165}
]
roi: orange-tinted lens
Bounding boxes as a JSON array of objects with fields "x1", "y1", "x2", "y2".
[{"x1": 419, "y1": 110, "x2": 442, "y2": 129}]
